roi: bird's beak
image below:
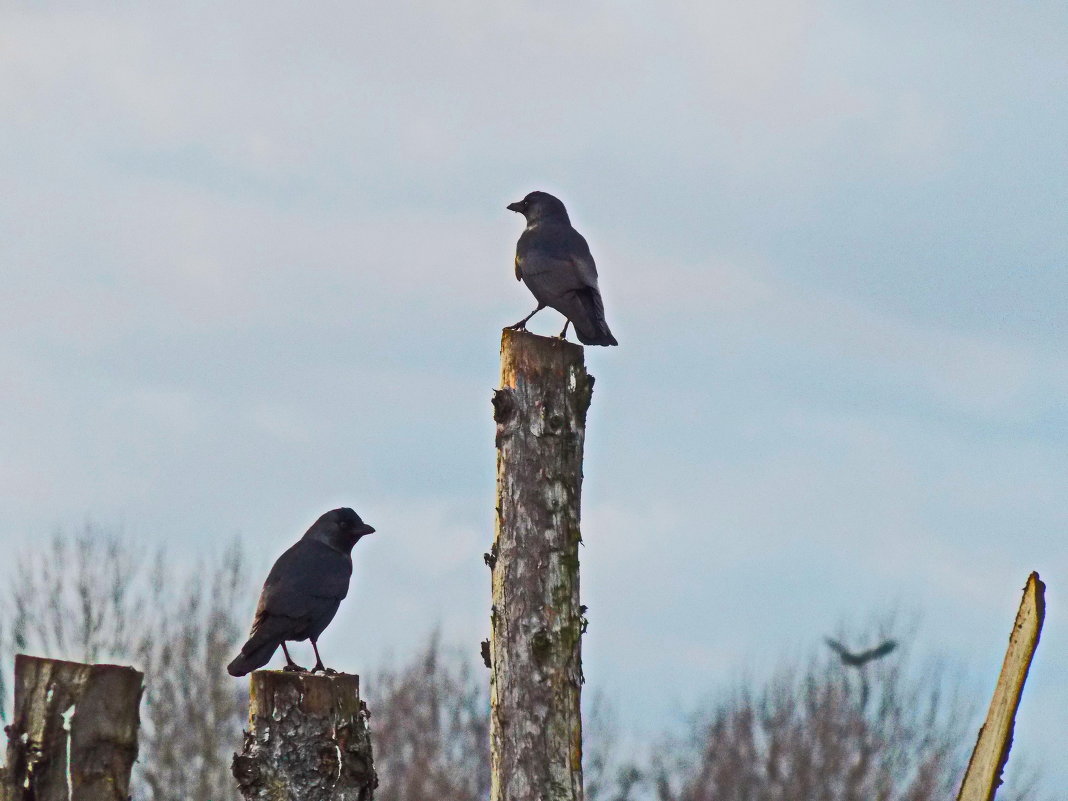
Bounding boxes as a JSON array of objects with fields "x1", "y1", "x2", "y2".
[
  {"x1": 359, "y1": 524, "x2": 376, "y2": 535},
  {"x1": 506, "y1": 201, "x2": 524, "y2": 213}
]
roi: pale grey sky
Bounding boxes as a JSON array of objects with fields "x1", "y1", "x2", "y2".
[{"x1": 2, "y1": 0, "x2": 1066, "y2": 788}]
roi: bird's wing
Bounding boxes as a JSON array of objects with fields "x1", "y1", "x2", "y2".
[
  {"x1": 565, "y1": 229, "x2": 600, "y2": 289},
  {"x1": 861, "y1": 640, "x2": 898, "y2": 661},
  {"x1": 255, "y1": 540, "x2": 352, "y2": 623},
  {"x1": 517, "y1": 225, "x2": 599, "y2": 290},
  {"x1": 824, "y1": 637, "x2": 849, "y2": 658}
]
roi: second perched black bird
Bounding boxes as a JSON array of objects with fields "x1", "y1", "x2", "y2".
[
  {"x1": 227, "y1": 508, "x2": 375, "y2": 677},
  {"x1": 506, "y1": 191, "x2": 618, "y2": 346}
]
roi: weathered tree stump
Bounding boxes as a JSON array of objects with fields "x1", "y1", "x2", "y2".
[
  {"x1": 1, "y1": 654, "x2": 142, "y2": 801},
  {"x1": 957, "y1": 572, "x2": 1046, "y2": 801},
  {"x1": 489, "y1": 329, "x2": 593, "y2": 801},
  {"x1": 232, "y1": 670, "x2": 376, "y2": 801}
]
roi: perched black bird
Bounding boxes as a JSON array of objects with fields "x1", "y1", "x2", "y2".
[
  {"x1": 506, "y1": 191, "x2": 618, "y2": 346},
  {"x1": 227, "y1": 508, "x2": 375, "y2": 677},
  {"x1": 825, "y1": 638, "x2": 898, "y2": 667}
]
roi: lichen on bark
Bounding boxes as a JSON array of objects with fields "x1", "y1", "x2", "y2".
[{"x1": 232, "y1": 671, "x2": 376, "y2": 801}]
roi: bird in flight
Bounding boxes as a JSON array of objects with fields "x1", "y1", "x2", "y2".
[
  {"x1": 506, "y1": 191, "x2": 618, "y2": 346},
  {"x1": 825, "y1": 637, "x2": 898, "y2": 667},
  {"x1": 227, "y1": 507, "x2": 375, "y2": 676}
]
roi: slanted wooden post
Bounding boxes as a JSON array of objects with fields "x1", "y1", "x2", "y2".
[
  {"x1": 489, "y1": 329, "x2": 593, "y2": 801},
  {"x1": 1, "y1": 654, "x2": 142, "y2": 801},
  {"x1": 232, "y1": 671, "x2": 376, "y2": 801},
  {"x1": 957, "y1": 572, "x2": 1046, "y2": 801}
]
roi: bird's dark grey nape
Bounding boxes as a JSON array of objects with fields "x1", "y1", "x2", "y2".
[
  {"x1": 226, "y1": 507, "x2": 375, "y2": 677},
  {"x1": 506, "y1": 191, "x2": 618, "y2": 346}
]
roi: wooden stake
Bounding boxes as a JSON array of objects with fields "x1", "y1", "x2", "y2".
[
  {"x1": 490, "y1": 329, "x2": 593, "y2": 801},
  {"x1": 1, "y1": 654, "x2": 142, "y2": 801},
  {"x1": 232, "y1": 670, "x2": 376, "y2": 801},
  {"x1": 957, "y1": 572, "x2": 1046, "y2": 801}
]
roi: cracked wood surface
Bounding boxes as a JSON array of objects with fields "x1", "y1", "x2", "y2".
[
  {"x1": 1, "y1": 654, "x2": 142, "y2": 801},
  {"x1": 491, "y1": 329, "x2": 593, "y2": 801},
  {"x1": 957, "y1": 572, "x2": 1045, "y2": 801},
  {"x1": 232, "y1": 671, "x2": 376, "y2": 801}
]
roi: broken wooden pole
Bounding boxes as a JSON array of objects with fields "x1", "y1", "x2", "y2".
[
  {"x1": 232, "y1": 670, "x2": 376, "y2": 801},
  {"x1": 957, "y1": 571, "x2": 1046, "y2": 801},
  {"x1": 1, "y1": 654, "x2": 142, "y2": 801},
  {"x1": 489, "y1": 329, "x2": 593, "y2": 801}
]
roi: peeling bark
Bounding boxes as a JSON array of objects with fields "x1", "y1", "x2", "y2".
[
  {"x1": 2, "y1": 654, "x2": 142, "y2": 801},
  {"x1": 491, "y1": 329, "x2": 592, "y2": 801},
  {"x1": 232, "y1": 671, "x2": 376, "y2": 801}
]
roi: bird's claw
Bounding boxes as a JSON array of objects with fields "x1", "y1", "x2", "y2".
[
  {"x1": 506, "y1": 322, "x2": 528, "y2": 331},
  {"x1": 282, "y1": 663, "x2": 308, "y2": 673},
  {"x1": 311, "y1": 664, "x2": 337, "y2": 675}
]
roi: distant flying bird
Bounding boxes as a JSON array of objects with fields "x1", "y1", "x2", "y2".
[
  {"x1": 825, "y1": 638, "x2": 898, "y2": 668},
  {"x1": 506, "y1": 191, "x2": 618, "y2": 346},
  {"x1": 227, "y1": 508, "x2": 375, "y2": 677}
]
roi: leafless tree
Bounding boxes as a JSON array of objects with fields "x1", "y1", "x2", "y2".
[
  {"x1": 366, "y1": 635, "x2": 631, "y2": 801},
  {"x1": 584, "y1": 691, "x2": 643, "y2": 801},
  {"x1": 3, "y1": 525, "x2": 157, "y2": 670},
  {"x1": 651, "y1": 621, "x2": 1047, "y2": 801},
  {"x1": 134, "y1": 543, "x2": 247, "y2": 801},
  {"x1": 369, "y1": 633, "x2": 490, "y2": 801},
  {"x1": 3, "y1": 532, "x2": 1049, "y2": 801},
  {"x1": 1, "y1": 529, "x2": 506, "y2": 801},
  {"x1": 0, "y1": 524, "x2": 248, "y2": 801}
]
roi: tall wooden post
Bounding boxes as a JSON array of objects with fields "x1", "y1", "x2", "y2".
[
  {"x1": 490, "y1": 329, "x2": 593, "y2": 801},
  {"x1": 232, "y1": 670, "x2": 376, "y2": 801},
  {"x1": 1, "y1": 655, "x2": 142, "y2": 801}
]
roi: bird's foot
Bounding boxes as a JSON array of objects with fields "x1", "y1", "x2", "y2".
[
  {"x1": 311, "y1": 662, "x2": 337, "y2": 675},
  {"x1": 506, "y1": 321, "x2": 528, "y2": 331},
  {"x1": 282, "y1": 663, "x2": 308, "y2": 673}
]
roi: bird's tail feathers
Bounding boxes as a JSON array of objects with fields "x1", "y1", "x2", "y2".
[
  {"x1": 578, "y1": 329, "x2": 619, "y2": 346},
  {"x1": 574, "y1": 290, "x2": 618, "y2": 346},
  {"x1": 227, "y1": 633, "x2": 282, "y2": 677}
]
